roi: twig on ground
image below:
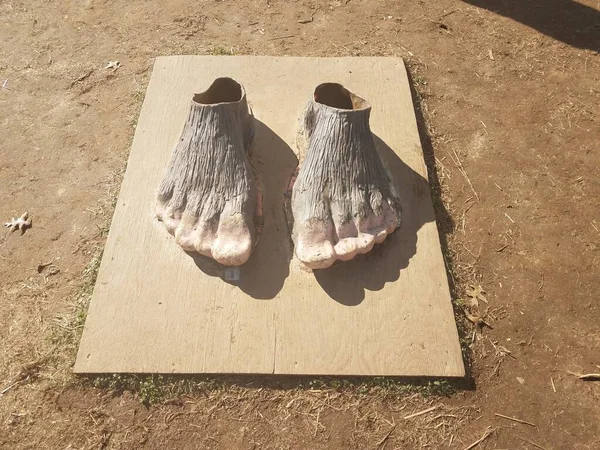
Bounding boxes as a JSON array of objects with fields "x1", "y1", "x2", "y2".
[
  {"x1": 0, "y1": 382, "x2": 19, "y2": 395},
  {"x1": 403, "y1": 405, "x2": 438, "y2": 420},
  {"x1": 567, "y1": 371, "x2": 600, "y2": 381},
  {"x1": 494, "y1": 412, "x2": 537, "y2": 427},
  {"x1": 164, "y1": 411, "x2": 186, "y2": 423},
  {"x1": 267, "y1": 34, "x2": 296, "y2": 41},
  {"x1": 313, "y1": 408, "x2": 321, "y2": 437},
  {"x1": 375, "y1": 424, "x2": 396, "y2": 449},
  {"x1": 440, "y1": 8, "x2": 459, "y2": 18},
  {"x1": 462, "y1": 244, "x2": 479, "y2": 259},
  {"x1": 551, "y1": 378, "x2": 556, "y2": 392},
  {"x1": 464, "y1": 426, "x2": 496, "y2": 450},
  {"x1": 449, "y1": 148, "x2": 480, "y2": 201},
  {"x1": 69, "y1": 68, "x2": 94, "y2": 87},
  {"x1": 516, "y1": 435, "x2": 549, "y2": 450}
]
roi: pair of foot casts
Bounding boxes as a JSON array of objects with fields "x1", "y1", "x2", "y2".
[{"x1": 156, "y1": 77, "x2": 402, "y2": 270}]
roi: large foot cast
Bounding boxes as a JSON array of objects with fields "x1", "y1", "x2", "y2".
[
  {"x1": 291, "y1": 83, "x2": 402, "y2": 269},
  {"x1": 156, "y1": 78, "x2": 260, "y2": 266}
]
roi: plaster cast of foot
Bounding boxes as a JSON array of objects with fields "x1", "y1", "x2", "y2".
[
  {"x1": 156, "y1": 78, "x2": 261, "y2": 266},
  {"x1": 291, "y1": 83, "x2": 402, "y2": 269}
]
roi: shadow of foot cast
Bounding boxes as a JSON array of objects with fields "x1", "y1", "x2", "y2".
[
  {"x1": 156, "y1": 79, "x2": 436, "y2": 302},
  {"x1": 313, "y1": 135, "x2": 434, "y2": 305}
]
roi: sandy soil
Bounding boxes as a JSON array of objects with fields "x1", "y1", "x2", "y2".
[{"x1": 1, "y1": 0, "x2": 599, "y2": 449}]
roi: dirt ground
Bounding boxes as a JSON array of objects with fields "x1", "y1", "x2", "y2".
[{"x1": 1, "y1": 0, "x2": 599, "y2": 449}]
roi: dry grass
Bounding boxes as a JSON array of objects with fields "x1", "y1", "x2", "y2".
[{"x1": 64, "y1": 380, "x2": 478, "y2": 449}]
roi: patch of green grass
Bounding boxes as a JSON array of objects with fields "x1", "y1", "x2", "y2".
[
  {"x1": 303, "y1": 377, "x2": 458, "y2": 397},
  {"x1": 132, "y1": 84, "x2": 146, "y2": 102},
  {"x1": 92, "y1": 374, "x2": 165, "y2": 406},
  {"x1": 82, "y1": 373, "x2": 461, "y2": 407},
  {"x1": 87, "y1": 375, "x2": 234, "y2": 406},
  {"x1": 73, "y1": 248, "x2": 102, "y2": 328},
  {"x1": 209, "y1": 46, "x2": 236, "y2": 55}
]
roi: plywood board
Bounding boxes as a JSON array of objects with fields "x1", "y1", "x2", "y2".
[{"x1": 74, "y1": 56, "x2": 465, "y2": 377}]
